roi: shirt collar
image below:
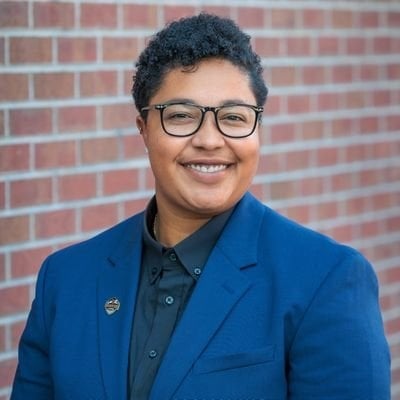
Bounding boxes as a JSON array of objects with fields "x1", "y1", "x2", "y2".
[{"x1": 142, "y1": 196, "x2": 233, "y2": 282}]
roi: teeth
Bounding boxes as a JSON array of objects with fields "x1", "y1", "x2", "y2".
[{"x1": 187, "y1": 164, "x2": 227, "y2": 173}]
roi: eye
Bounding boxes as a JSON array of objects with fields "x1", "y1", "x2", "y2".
[{"x1": 163, "y1": 104, "x2": 200, "y2": 124}]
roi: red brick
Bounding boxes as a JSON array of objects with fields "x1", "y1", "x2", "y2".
[
  {"x1": 123, "y1": 4, "x2": 158, "y2": 28},
  {"x1": 103, "y1": 169, "x2": 138, "y2": 195},
  {"x1": 371, "y1": 142, "x2": 392, "y2": 159},
  {"x1": 329, "y1": 173, "x2": 354, "y2": 192},
  {"x1": 387, "y1": 11, "x2": 400, "y2": 27},
  {"x1": 0, "y1": 325, "x2": 5, "y2": 352},
  {"x1": 0, "y1": 2, "x2": 28, "y2": 28},
  {"x1": 285, "y1": 205, "x2": 310, "y2": 225},
  {"x1": 11, "y1": 320, "x2": 26, "y2": 350},
  {"x1": 331, "y1": 118, "x2": 353, "y2": 137},
  {"x1": 0, "y1": 215, "x2": 29, "y2": 245},
  {"x1": 0, "y1": 74, "x2": 29, "y2": 101},
  {"x1": 269, "y1": 66, "x2": 297, "y2": 86},
  {"x1": 372, "y1": 90, "x2": 391, "y2": 107},
  {"x1": 11, "y1": 247, "x2": 52, "y2": 278},
  {"x1": 199, "y1": 6, "x2": 231, "y2": 19},
  {"x1": 316, "y1": 147, "x2": 339, "y2": 166},
  {"x1": 122, "y1": 134, "x2": 147, "y2": 159},
  {"x1": 257, "y1": 153, "x2": 283, "y2": 174},
  {"x1": 265, "y1": 95, "x2": 281, "y2": 116},
  {"x1": 302, "y1": 9, "x2": 325, "y2": 28},
  {"x1": 0, "y1": 357, "x2": 17, "y2": 388},
  {"x1": 34, "y1": 141, "x2": 77, "y2": 169},
  {"x1": 284, "y1": 149, "x2": 312, "y2": 170},
  {"x1": 387, "y1": 115, "x2": 400, "y2": 131},
  {"x1": 11, "y1": 247, "x2": 51, "y2": 278},
  {"x1": 163, "y1": 5, "x2": 197, "y2": 22},
  {"x1": 317, "y1": 92, "x2": 341, "y2": 111},
  {"x1": 10, "y1": 177, "x2": 52, "y2": 207},
  {"x1": 0, "y1": 39, "x2": 4, "y2": 65},
  {"x1": 0, "y1": 110, "x2": 4, "y2": 136},
  {"x1": 237, "y1": 7, "x2": 265, "y2": 28},
  {"x1": 345, "y1": 144, "x2": 368, "y2": 163},
  {"x1": 34, "y1": 72, "x2": 74, "y2": 99},
  {"x1": 359, "y1": 11, "x2": 379, "y2": 28},
  {"x1": 10, "y1": 37, "x2": 52, "y2": 64},
  {"x1": 373, "y1": 37, "x2": 391, "y2": 54},
  {"x1": 0, "y1": 285, "x2": 30, "y2": 316},
  {"x1": 58, "y1": 105, "x2": 96, "y2": 133},
  {"x1": 0, "y1": 144, "x2": 29, "y2": 172},
  {"x1": 387, "y1": 216, "x2": 400, "y2": 233},
  {"x1": 81, "y1": 137, "x2": 119, "y2": 164},
  {"x1": 0, "y1": 253, "x2": 5, "y2": 281},
  {"x1": 102, "y1": 37, "x2": 139, "y2": 62},
  {"x1": 287, "y1": 94, "x2": 311, "y2": 114},
  {"x1": 271, "y1": 9, "x2": 297, "y2": 28},
  {"x1": 317, "y1": 37, "x2": 340, "y2": 55},
  {"x1": 387, "y1": 63, "x2": 400, "y2": 80},
  {"x1": 268, "y1": 123, "x2": 296, "y2": 144},
  {"x1": 80, "y1": 70, "x2": 118, "y2": 97},
  {"x1": 344, "y1": 91, "x2": 368, "y2": 109},
  {"x1": 298, "y1": 176, "x2": 325, "y2": 197},
  {"x1": 331, "y1": 10, "x2": 354, "y2": 28},
  {"x1": 10, "y1": 108, "x2": 52, "y2": 136},
  {"x1": 359, "y1": 169, "x2": 382, "y2": 187},
  {"x1": 102, "y1": 104, "x2": 134, "y2": 130},
  {"x1": 286, "y1": 37, "x2": 311, "y2": 56},
  {"x1": 254, "y1": 37, "x2": 281, "y2": 57},
  {"x1": 346, "y1": 37, "x2": 367, "y2": 55},
  {"x1": 315, "y1": 201, "x2": 339, "y2": 220},
  {"x1": 34, "y1": 1, "x2": 74, "y2": 28},
  {"x1": 359, "y1": 116, "x2": 379, "y2": 134},
  {"x1": 360, "y1": 220, "x2": 380, "y2": 238},
  {"x1": 58, "y1": 37, "x2": 97, "y2": 63},
  {"x1": 35, "y1": 209, "x2": 76, "y2": 239},
  {"x1": 300, "y1": 120, "x2": 325, "y2": 141},
  {"x1": 0, "y1": 182, "x2": 4, "y2": 210},
  {"x1": 330, "y1": 224, "x2": 354, "y2": 243},
  {"x1": 58, "y1": 173, "x2": 97, "y2": 201},
  {"x1": 80, "y1": 3, "x2": 117, "y2": 28},
  {"x1": 302, "y1": 66, "x2": 326, "y2": 85},
  {"x1": 270, "y1": 181, "x2": 297, "y2": 200},
  {"x1": 123, "y1": 198, "x2": 149, "y2": 218},
  {"x1": 81, "y1": 203, "x2": 119, "y2": 232},
  {"x1": 359, "y1": 64, "x2": 380, "y2": 81},
  {"x1": 332, "y1": 65, "x2": 354, "y2": 83}
]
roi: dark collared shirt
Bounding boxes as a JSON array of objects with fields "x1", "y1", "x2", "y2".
[{"x1": 128, "y1": 198, "x2": 233, "y2": 400}]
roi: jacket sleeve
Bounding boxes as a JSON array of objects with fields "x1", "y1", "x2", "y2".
[
  {"x1": 287, "y1": 250, "x2": 391, "y2": 400},
  {"x1": 11, "y1": 258, "x2": 54, "y2": 400}
]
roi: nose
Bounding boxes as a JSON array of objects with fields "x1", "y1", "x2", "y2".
[{"x1": 191, "y1": 110, "x2": 225, "y2": 149}]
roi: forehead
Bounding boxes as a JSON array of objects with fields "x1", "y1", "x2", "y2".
[{"x1": 150, "y1": 59, "x2": 256, "y2": 106}]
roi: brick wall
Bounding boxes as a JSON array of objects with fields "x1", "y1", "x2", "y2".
[{"x1": 0, "y1": 1, "x2": 399, "y2": 398}]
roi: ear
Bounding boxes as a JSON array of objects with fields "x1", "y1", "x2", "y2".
[{"x1": 136, "y1": 115, "x2": 149, "y2": 147}]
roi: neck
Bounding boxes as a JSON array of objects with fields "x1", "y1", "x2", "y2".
[{"x1": 154, "y1": 209, "x2": 211, "y2": 247}]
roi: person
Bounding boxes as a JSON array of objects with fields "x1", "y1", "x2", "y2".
[{"x1": 11, "y1": 13, "x2": 390, "y2": 400}]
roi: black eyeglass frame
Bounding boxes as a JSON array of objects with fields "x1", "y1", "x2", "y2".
[{"x1": 140, "y1": 102, "x2": 264, "y2": 138}]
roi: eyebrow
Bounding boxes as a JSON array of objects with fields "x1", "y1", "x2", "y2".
[{"x1": 161, "y1": 98, "x2": 255, "y2": 106}]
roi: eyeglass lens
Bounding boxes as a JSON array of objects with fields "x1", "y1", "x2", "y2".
[{"x1": 161, "y1": 104, "x2": 258, "y2": 137}]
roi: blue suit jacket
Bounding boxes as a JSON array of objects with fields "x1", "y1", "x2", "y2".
[{"x1": 12, "y1": 192, "x2": 390, "y2": 399}]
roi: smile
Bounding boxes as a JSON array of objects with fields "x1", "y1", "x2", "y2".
[{"x1": 186, "y1": 164, "x2": 228, "y2": 173}]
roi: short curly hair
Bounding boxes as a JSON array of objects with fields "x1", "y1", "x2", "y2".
[{"x1": 132, "y1": 13, "x2": 268, "y2": 117}]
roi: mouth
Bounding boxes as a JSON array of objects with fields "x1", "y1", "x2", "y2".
[{"x1": 184, "y1": 163, "x2": 229, "y2": 173}]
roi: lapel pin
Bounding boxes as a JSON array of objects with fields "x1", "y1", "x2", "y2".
[{"x1": 104, "y1": 297, "x2": 120, "y2": 315}]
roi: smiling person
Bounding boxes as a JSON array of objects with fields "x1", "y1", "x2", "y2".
[{"x1": 12, "y1": 13, "x2": 390, "y2": 400}]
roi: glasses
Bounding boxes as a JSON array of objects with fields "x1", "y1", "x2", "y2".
[{"x1": 141, "y1": 102, "x2": 264, "y2": 138}]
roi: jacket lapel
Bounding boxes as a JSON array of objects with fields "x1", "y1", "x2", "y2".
[
  {"x1": 150, "y1": 193, "x2": 265, "y2": 399},
  {"x1": 97, "y1": 215, "x2": 144, "y2": 400}
]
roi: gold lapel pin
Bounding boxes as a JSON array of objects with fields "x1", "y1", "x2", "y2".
[{"x1": 104, "y1": 297, "x2": 120, "y2": 315}]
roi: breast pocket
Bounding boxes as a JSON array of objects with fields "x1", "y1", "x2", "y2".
[{"x1": 193, "y1": 345, "x2": 275, "y2": 374}]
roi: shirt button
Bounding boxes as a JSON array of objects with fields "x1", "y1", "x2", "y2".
[
  {"x1": 169, "y1": 253, "x2": 177, "y2": 262},
  {"x1": 149, "y1": 350, "x2": 158, "y2": 359},
  {"x1": 194, "y1": 267, "x2": 202, "y2": 276},
  {"x1": 165, "y1": 295, "x2": 174, "y2": 305}
]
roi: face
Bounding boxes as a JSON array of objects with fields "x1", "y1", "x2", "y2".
[{"x1": 138, "y1": 58, "x2": 261, "y2": 220}]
